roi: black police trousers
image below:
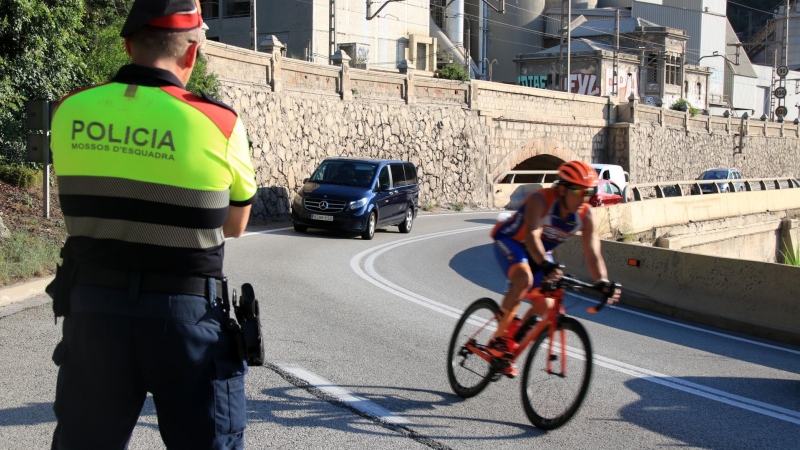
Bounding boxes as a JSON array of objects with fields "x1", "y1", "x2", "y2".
[{"x1": 50, "y1": 280, "x2": 247, "y2": 450}]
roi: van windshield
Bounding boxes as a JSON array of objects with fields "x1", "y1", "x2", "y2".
[{"x1": 310, "y1": 161, "x2": 377, "y2": 188}]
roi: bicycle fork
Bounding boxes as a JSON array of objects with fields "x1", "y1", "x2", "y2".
[{"x1": 545, "y1": 319, "x2": 568, "y2": 378}]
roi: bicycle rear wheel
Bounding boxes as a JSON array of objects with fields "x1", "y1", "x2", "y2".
[
  {"x1": 521, "y1": 317, "x2": 593, "y2": 430},
  {"x1": 447, "y1": 298, "x2": 500, "y2": 398}
]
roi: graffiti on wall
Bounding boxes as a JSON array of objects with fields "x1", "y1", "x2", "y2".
[
  {"x1": 518, "y1": 75, "x2": 549, "y2": 89},
  {"x1": 604, "y1": 68, "x2": 639, "y2": 101},
  {"x1": 561, "y1": 73, "x2": 601, "y2": 96}
]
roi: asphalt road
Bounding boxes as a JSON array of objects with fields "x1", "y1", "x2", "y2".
[{"x1": 1, "y1": 211, "x2": 799, "y2": 449}]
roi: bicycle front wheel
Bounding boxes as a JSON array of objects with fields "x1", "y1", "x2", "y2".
[
  {"x1": 521, "y1": 317, "x2": 593, "y2": 430},
  {"x1": 447, "y1": 298, "x2": 500, "y2": 398}
]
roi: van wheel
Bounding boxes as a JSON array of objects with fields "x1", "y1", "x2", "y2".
[
  {"x1": 361, "y1": 212, "x2": 376, "y2": 240},
  {"x1": 294, "y1": 224, "x2": 307, "y2": 232},
  {"x1": 399, "y1": 207, "x2": 413, "y2": 233}
]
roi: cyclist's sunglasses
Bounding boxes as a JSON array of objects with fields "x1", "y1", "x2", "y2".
[{"x1": 563, "y1": 184, "x2": 597, "y2": 197}]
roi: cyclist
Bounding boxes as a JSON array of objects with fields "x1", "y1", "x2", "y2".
[{"x1": 489, "y1": 160, "x2": 621, "y2": 376}]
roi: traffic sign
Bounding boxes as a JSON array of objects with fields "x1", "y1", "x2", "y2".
[
  {"x1": 775, "y1": 87, "x2": 788, "y2": 99},
  {"x1": 777, "y1": 65, "x2": 789, "y2": 77},
  {"x1": 776, "y1": 106, "x2": 789, "y2": 117}
]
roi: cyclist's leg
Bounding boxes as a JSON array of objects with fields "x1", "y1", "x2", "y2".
[
  {"x1": 493, "y1": 237, "x2": 533, "y2": 339},
  {"x1": 526, "y1": 252, "x2": 554, "y2": 317}
]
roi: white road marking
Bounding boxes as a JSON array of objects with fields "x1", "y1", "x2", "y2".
[
  {"x1": 566, "y1": 292, "x2": 800, "y2": 356},
  {"x1": 350, "y1": 227, "x2": 800, "y2": 426},
  {"x1": 279, "y1": 365, "x2": 411, "y2": 425}
]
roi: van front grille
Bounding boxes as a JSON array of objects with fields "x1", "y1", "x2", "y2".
[{"x1": 304, "y1": 198, "x2": 346, "y2": 213}]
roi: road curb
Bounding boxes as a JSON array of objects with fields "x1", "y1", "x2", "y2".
[{"x1": 0, "y1": 276, "x2": 53, "y2": 308}]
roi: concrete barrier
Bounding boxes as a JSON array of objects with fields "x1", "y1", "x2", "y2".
[
  {"x1": 493, "y1": 183, "x2": 544, "y2": 209},
  {"x1": 554, "y1": 239, "x2": 800, "y2": 345},
  {"x1": 592, "y1": 188, "x2": 800, "y2": 238}
]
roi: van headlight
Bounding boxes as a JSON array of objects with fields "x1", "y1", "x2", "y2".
[
  {"x1": 348, "y1": 198, "x2": 368, "y2": 210},
  {"x1": 293, "y1": 192, "x2": 303, "y2": 206}
]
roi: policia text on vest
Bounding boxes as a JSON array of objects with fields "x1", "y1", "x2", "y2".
[{"x1": 71, "y1": 120, "x2": 176, "y2": 160}]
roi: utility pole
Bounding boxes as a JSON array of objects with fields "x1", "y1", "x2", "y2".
[
  {"x1": 772, "y1": 48, "x2": 777, "y2": 121},
  {"x1": 252, "y1": 0, "x2": 257, "y2": 51},
  {"x1": 613, "y1": 9, "x2": 620, "y2": 97},
  {"x1": 558, "y1": 0, "x2": 573, "y2": 92},
  {"x1": 784, "y1": 0, "x2": 790, "y2": 68},
  {"x1": 329, "y1": 0, "x2": 337, "y2": 64},
  {"x1": 567, "y1": 0, "x2": 572, "y2": 93},
  {"x1": 558, "y1": 0, "x2": 565, "y2": 91}
]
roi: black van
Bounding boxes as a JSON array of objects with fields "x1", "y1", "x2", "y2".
[{"x1": 291, "y1": 157, "x2": 419, "y2": 240}]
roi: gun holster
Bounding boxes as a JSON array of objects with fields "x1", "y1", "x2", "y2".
[
  {"x1": 221, "y1": 280, "x2": 265, "y2": 366},
  {"x1": 45, "y1": 244, "x2": 77, "y2": 323}
]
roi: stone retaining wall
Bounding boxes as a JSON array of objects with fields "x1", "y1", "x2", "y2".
[{"x1": 615, "y1": 104, "x2": 800, "y2": 182}]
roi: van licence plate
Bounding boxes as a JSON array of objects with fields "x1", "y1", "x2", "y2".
[{"x1": 311, "y1": 214, "x2": 333, "y2": 221}]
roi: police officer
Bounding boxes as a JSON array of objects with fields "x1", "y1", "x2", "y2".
[{"x1": 48, "y1": 1, "x2": 256, "y2": 448}]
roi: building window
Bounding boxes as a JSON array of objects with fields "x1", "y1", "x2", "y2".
[
  {"x1": 430, "y1": 0, "x2": 445, "y2": 29},
  {"x1": 200, "y1": 2, "x2": 219, "y2": 20},
  {"x1": 224, "y1": 0, "x2": 250, "y2": 18},
  {"x1": 666, "y1": 56, "x2": 681, "y2": 86},
  {"x1": 685, "y1": 80, "x2": 689, "y2": 95},
  {"x1": 416, "y1": 43, "x2": 428, "y2": 71},
  {"x1": 646, "y1": 53, "x2": 658, "y2": 84},
  {"x1": 697, "y1": 82, "x2": 702, "y2": 103}
]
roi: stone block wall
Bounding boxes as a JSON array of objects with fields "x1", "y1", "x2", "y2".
[
  {"x1": 219, "y1": 88, "x2": 492, "y2": 220},
  {"x1": 614, "y1": 104, "x2": 800, "y2": 182}
]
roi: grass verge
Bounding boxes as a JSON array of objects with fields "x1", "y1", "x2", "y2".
[{"x1": 0, "y1": 229, "x2": 62, "y2": 286}]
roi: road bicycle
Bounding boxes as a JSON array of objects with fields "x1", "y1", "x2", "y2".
[{"x1": 446, "y1": 273, "x2": 619, "y2": 430}]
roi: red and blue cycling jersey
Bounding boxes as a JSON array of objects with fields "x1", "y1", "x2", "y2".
[{"x1": 492, "y1": 188, "x2": 589, "y2": 279}]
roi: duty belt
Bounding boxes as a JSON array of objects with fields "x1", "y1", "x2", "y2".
[{"x1": 75, "y1": 266, "x2": 223, "y2": 298}]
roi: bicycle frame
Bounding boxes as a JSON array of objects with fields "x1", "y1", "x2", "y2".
[{"x1": 464, "y1": 286, "x2": 568, "y2": 375}]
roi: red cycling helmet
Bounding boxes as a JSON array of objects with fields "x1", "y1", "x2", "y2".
[{"x1": 558, "y1": 160, "x2": 598, "y2": 188}]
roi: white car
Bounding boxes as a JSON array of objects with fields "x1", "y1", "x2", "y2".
[{"x1": 591, "y1": 164, "x2": 629, "y2": 190}]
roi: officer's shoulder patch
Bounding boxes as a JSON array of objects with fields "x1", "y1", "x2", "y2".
[
  {"x1": 201, "y1": 91, "x2": 238, "y2": 117},
  {"x1": 161, "y1": 86, "x2": 238, "y2": 139}
]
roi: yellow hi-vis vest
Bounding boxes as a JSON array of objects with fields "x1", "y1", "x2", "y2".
[{"x1": 50, "y1": 65, "x2": 257, "y2": 277}]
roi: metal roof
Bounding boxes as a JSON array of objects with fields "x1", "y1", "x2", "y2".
[
  {"x1": 569, "y1": 17, "x2": 661, "y2": 38},
  {"x1": 536, "y1": 38, "x2": 618, "y2": 56}
]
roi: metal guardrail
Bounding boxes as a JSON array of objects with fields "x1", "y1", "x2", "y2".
[
  {"x1": 492, "y1": 170, "x2": 558, "y2": 184},
  {"x1": 622, "y1": 177, "x2": 800, "y2": 203}
]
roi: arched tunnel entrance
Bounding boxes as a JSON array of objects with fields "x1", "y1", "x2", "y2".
[{"x1": 503, "y1": 154, "x2": 565, "y2": 183}]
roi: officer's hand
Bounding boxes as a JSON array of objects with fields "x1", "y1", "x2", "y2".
[
  {"x1": 541, "y1": 261, "x2": 563, "y2": 282},
  {"x1": 594, "y1": 279, "x2": 621, "y2": 305}
]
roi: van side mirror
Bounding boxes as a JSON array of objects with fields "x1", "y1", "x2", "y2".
[
  {"x1": 380, "y1": 184, "x2": 391, "y2": 191},
  {"x1": 302, "y1": 177, "x2": 309, "y2": 184}
]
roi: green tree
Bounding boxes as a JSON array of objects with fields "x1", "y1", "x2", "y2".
[
  {"x1": 0, "y1": 0, "x2": 87, "y2": 164},
  {"x1": 0, "y1": 0, "x2": 220, "y2": 164},
  {"x1": 439, "y1": 63, "x2": 470, "y2": 81}
]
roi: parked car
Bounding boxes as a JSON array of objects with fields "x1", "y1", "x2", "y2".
[
  {"x1": 591, "y1": 164, "x2": 630, "y2": 190},
  {"x1": 693, "y1": 168, "x2": 744, "y2": 194},
  {"x1": 589, "y1": 179, "x2": 624, "y2": 207},
  {"x1": 291, "y1": 157, "x2": 419, "y2": 240}
]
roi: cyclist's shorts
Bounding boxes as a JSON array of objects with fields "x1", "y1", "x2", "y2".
[{"x1": 493, "y1": 236, "x2": 552, "y2": 288}]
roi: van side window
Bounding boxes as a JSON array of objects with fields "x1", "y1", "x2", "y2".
[
  {"x1": 378, "y1": 166, "x2": 390, "y2": 188},
  {"x1": 403, "y1": 163, "x2": 417, "y2": 186},
  {"x1": 603, "y1": 171, "x2": 611, "y2": 180},
  {"x1": 390, "y1": 164, "x2": 406, "y2": 187}
]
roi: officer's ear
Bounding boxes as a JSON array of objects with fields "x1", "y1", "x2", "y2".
[
  {"x1": 184, "y1": 41, "x2": 200, "y2": 70},
  {"x1": 123, "y1": 38, "x2": 133, "y2": 58}
]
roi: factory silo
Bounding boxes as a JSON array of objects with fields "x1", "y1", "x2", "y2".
[{"x1": 479, "y1": 0, "x2": 546, "y2": 84}]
